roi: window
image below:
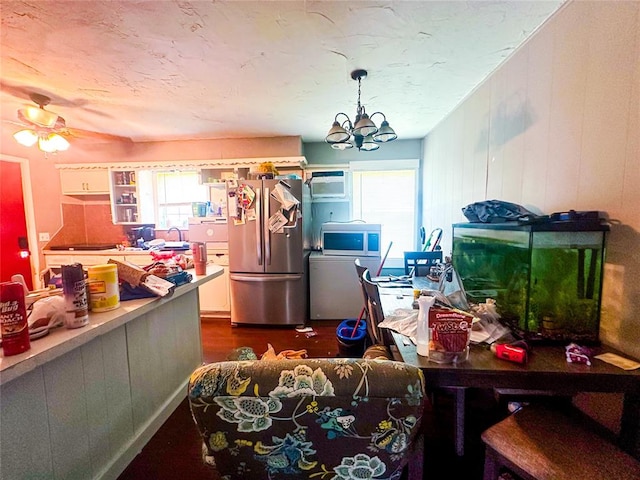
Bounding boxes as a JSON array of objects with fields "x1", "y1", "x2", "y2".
[
  {"x1": 350, "y1": 160, "x2": 419, "y2": 266},
  {"x1": 154, "y1": 171, "x2": 208, "y2": 229}
]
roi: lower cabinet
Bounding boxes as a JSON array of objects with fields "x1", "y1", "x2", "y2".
[
  {"x1": 0, "y1": 288, "x2": 202, "y2": 480},
  {"x1": 44, "y1": 254, "x2": 128, "y2": 268},
  {"x1": 198, "y1": 254, "x2": 230, "y2": 315}
]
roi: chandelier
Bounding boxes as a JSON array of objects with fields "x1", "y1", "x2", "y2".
[{"x1": 325, "y1": 69, "x2": 397, "y2": 151}]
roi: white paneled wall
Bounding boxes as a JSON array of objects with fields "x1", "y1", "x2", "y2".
[{"x1": 422, "y1": 1, "x2": 640, "y2": 357}]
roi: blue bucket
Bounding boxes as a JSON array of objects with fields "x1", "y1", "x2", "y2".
[
  {"x1": 336, "y1": 323, "x2": 367, "y2": 357},
  {"x1": 338, "y1": 318, "x2": 367, "y2": 336}
]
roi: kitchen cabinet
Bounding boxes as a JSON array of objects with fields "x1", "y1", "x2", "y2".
[
  {"x1": 110, "y1": 169, "x2": 140, "y2": 224},
  {"x1": 198, "y1": 253, "x2": 230, "y2": 314},
  {"x1": 199, "y1": 167, "x2": 248, "y2": 185},
  {"x1": 109, "y1": 169, "x2": 154, "y2": 225},
  {"x1": 43, "y1": 251, "x2": 151, "y2": 269},
  {"x1": 0, "y1": 271, "x2": 221, "y2": 480},
  {"x1": 60, "y1": 168, "x2": 110, "y2": 195},
  {"x1": 44, "y1": 253, "x2": 125, "y2": 268}
]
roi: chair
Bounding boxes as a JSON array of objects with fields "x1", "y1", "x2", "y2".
[
  {"x1": 361, "y1": 269, "x2": 396, "y2": 348},
  {"x1": 189, "y1": 358, "x2": 427, "y2": 480},
  {"x1": 354, "y1": 258, "x2": 370, "y2": 327},
  {"x1": 481, "y1": 405, "x2": 640, "y2": 480},
  {"x1": 404, "y1": 251, "x2": 443, "y2": 276}
]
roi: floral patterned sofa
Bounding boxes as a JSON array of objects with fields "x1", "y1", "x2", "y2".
[{"x1": 188, "y1": 358, "x2": 426, "y2": 480}]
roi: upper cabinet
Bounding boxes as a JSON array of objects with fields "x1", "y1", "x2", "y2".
[
  {"x1": 109, "y1": 169, "x2": 155, "y2": 225},
  {"x1": 60, "y1": 168, "x2": 110, "y2": 195}
]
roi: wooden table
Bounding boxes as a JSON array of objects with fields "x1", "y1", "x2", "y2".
[{"x1": 379, "y1": 280, "x2": 640, "y2": 459}]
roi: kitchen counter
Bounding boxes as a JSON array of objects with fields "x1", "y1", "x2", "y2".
[{"x1": 0, "y1": 265, "x2": 222, "y2": 480}]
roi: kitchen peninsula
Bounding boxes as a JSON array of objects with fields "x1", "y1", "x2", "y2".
[{"x1": 0, "y1": 265, "x2": 223, "y2": 480}]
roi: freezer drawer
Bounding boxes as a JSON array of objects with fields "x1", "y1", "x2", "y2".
[{"x1": 230, "y1": 273, "x2": 307, "y2": 326}]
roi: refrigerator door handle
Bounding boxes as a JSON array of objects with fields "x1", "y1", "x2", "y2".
[
  {"x1": 264, "y1": 186, "x2": 271, "y2": 265},
  {"x1": 231, "y1": 273, "x2": 303, "y2": 282},
  {"x1": 256, "y1": 187, "x2": 263, "y2": 265}
]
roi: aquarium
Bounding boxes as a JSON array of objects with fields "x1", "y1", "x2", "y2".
[{"x1": 452, "y1": 221, "x2": 608, "y2": 343}]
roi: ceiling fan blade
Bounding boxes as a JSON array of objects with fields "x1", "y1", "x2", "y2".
[
  {"x1": 62, "y1": 127, "x2": 132, "y2": 143},
  {"x1": 2, "y1": 118, "x2": 28, "y2": 128}
]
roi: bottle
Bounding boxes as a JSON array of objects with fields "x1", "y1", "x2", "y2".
[
  {"x1": 416, "y1": 295, "x2": 435, "y2": 357},
  {"x1": 87, "y1": 264, "x2": 120, "y2": 312},
  {"x1": 0, "y1": 281, "x2": 31, "y2": 356},
  {"x1": 62, "y1": 263, "x2": 89, "y2": 329}
]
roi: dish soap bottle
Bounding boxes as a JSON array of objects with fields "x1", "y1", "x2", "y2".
[{"x1": 416, "y1": 295, "x2": 435, "y2": 357}]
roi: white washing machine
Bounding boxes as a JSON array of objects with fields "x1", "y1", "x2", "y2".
[{"x1": 309, "y1": 252, "x2": 381, "y2": 320}]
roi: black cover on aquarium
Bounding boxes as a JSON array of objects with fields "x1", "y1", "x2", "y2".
[{"x1": 452, "y1": 221, "x2": 608, "y2": 344}]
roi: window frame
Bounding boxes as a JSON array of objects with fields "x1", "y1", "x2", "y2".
[
  {"x1": 349, "y1": 159, "x2": 420, "y2": 269},
  {"x1": 152, "y1": 170, "x2": 209, "y2": 230}
]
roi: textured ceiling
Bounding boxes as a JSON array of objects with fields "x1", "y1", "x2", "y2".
[{"x1": 0, "y1": 1, "x2": 564, "y2": 145}]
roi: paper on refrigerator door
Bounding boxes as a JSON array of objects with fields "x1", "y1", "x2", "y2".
[
  {"x1": 268, "y1": 211, "x2": 288, "y2": 233},
  {"x1": 271, "y1": 183, "x2": 299, "y2": 210}
]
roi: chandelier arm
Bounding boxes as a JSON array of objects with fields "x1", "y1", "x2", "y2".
[
  {"x1": 334, "y1": 112, "x2": 353, "y2": 131},
  {"x1": 369, "y1": 112, "x2": 387, "y2": 123}
]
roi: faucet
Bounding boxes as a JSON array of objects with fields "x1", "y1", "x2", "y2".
[{"x1": 167, "y1": 227, "x2": 183, "y2": 242}]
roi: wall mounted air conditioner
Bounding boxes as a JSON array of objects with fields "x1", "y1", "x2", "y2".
[{"x1": 310, "y1": 170, "x2": 347, "y2": 200}]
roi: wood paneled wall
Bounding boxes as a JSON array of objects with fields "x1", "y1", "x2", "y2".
[{"x1": 421, "y1": 1, "x2": 640, "y2": 357}]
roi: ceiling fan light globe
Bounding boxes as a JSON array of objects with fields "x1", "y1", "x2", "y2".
[
  {"x1": 353, "y1": 114, "x2": 378, "y2": 137},
  {"x1": 50, "y1": 133, "x2": 70, "y2": 151},
  {"x1": 13, "y1": 129, "x2": 38, "y2": 147},
  {"x1": 38, "y1": 133, "x2": 69, "y2": 153},
  {"x1": 325, "y1": 121, "x2": 350, "y2": 143},
  {"x1": 372, "y1": 121, "x2": 397, "y2": 143},
  {"x1": 20, "y1": 105, "x2": 59, "y2": 128},
  {"x1": 38, "y1": 137, "x2": 57, "y2": 153},
  {"x1": 331, "y1": 141, "x2": 354, "y2": 150}
]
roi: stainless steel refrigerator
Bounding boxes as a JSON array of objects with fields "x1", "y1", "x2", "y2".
[{"x1": 227, "y1": 178, "x2": 310, "y2": 325}]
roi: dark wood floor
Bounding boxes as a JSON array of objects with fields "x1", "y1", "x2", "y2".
[{"x1": 118, "y1": 318, "x2": 504, "y2": 479}]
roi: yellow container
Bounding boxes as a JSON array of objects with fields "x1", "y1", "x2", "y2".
[{"x1": 87, "y1": 264, "x2": 120, "y2": 312}]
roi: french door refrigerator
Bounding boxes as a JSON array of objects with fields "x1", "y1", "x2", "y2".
[{"x1": 227, "y1": 178, "x2": 310, "y2": 325}]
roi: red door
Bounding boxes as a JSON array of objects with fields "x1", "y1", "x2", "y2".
[{"x1": 0, "y1": 160, "x2": 33, "y2": 290}]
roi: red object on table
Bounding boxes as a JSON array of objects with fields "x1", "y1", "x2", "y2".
[{"x1": 491, "y1": 343, "x2": 528, "y2": 364}]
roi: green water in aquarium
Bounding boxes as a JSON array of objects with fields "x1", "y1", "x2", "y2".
[{"x1": 453, "y1": 231, "x2": 604, "y2": 342}]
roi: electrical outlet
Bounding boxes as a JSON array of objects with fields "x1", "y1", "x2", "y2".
[{"x1": 39, "y1": 232, "x2": 50, "y2": 242}]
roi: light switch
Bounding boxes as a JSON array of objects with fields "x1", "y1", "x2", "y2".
[{"x1": 39, "y1": 232, "x2": 50, "y2": 241}]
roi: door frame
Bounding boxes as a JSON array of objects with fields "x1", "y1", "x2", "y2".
[{"x1": 1, "y1": 154, "x2": 40, "y2": 289}]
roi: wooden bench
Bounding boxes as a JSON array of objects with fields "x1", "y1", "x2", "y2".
[{"x1": 481, "y1": 405, "x2": 640, "y2": 480}]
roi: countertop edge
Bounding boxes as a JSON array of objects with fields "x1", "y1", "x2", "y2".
[{"x1": 0, "y1": 265, "x2": 223, "y2": 386}]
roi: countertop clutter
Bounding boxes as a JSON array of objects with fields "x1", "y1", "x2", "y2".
[
  {"x1": 0, "y1": 264, "x2": 223, "y2": 384},
  {"x1": 0, "y1": 266, "x2": 222, "y2": 480}
]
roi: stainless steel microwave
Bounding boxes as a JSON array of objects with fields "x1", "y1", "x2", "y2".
[{"x1": 321, "y1": 222, "x2": 382, "y2": 257}]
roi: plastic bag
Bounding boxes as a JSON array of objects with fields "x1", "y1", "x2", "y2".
[
  {"x1": 462, "y1": 199, "x2": 538, "y2": 223},
  {"x1": 438, "y1": 263, "x2": 470, "y2": 311},
  {"x1": 28, "y1": 295, "x2": 65, "y2": 329}
]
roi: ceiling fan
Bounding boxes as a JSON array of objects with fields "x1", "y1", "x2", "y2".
[{"x1": 11, "y1": 92, "x2": 131, "y2": 153}]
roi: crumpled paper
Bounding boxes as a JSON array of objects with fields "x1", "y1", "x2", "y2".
[{"x1": 379, "y1": 308, "x2": 419, "y2": 345}]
